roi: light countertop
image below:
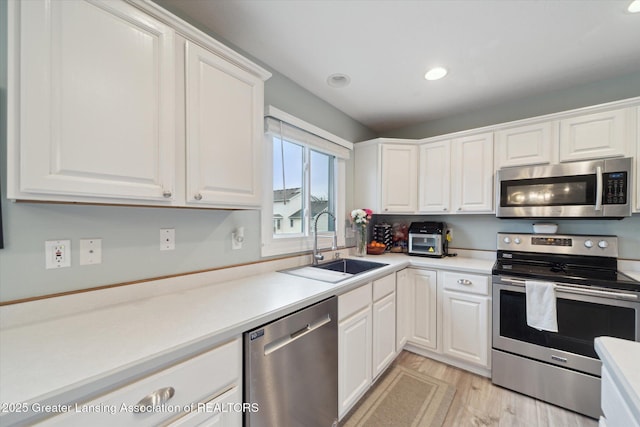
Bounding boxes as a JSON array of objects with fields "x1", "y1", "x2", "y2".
[
  {"x1": 595, "y1": 336, "x2": 640, "y2": 422},
  {"x1": 0, "y1": 253, "x2": 494, "y2": 425}
]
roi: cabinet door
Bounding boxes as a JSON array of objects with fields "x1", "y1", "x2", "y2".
[
  {"x1": 451, "y1": 132, "x2": 494, "y2": 213},
  {"x1": 185, "y1": 41, "x2": 264, "y2": 208},
  {"x1": 380, "y1": 144, "x2": 418, "y2": 213},
  {"x1": 395, "y1": 269, "x2": 410, "y2": 350},
  {"x1": 441, "y1": 290, "x2": 489, "y2": 368},
  {"x1": 559, "y1": 108, "x2": 630, "y2": 162},
  {"x1": 372, "y1": 292, "x2": 396, "y2": 378},
  {"x1": 11, "y1": 0, "x2": 176, "y2": 202},
  {"x1": 409, "y1": 269, "x2": 438, "y2": 351},
  {"x1": 418, "y1": 140, "x2": 451, "y2": 213},
  {"x1": 338, "y1": 307, "x2": 372, "y2": 419},
  {"x1": 495, "y1": 122, "x2": 554, "y2": 168}
]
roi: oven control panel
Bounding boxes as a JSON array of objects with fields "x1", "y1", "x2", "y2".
[{"x1": 497, "y1": 233, "x2": 618, "y2": 257}]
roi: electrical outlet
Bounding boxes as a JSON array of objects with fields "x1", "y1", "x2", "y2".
[
  {"x1": 45, "y1": 240, "x2": 71, "y2": 269},
  {"x1": 160, "y1": 229, "x2": 175, "y2": 251},
  {"x1": 80, "y1": 238, "x2": 102, "y2": 265}
]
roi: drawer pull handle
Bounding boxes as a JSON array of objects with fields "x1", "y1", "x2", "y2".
[
  {"x1": 162, "y1": 191, "x2": 172, "y2": 198},
  {"x1": 457, "y1": 279, "x2": 473, "y2": 285},
  {"x1": 135, "y1": 387, "x2": 175, "y2": 411},
  {"x1": 194, "y1": 193, "x2": 203, "y2": 201}
]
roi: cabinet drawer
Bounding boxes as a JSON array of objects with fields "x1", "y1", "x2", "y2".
[
  {"x1": 38, "y1": 338, "x2": 241, "y2": 426},
  {"x1": 373, "y1": 274, "x2": 395, "y2": 301},
  {"x1": 339, "y1": 283, "x2": 372, "y2": 321},
  {"x1": 442, "y1": 272, "x2": 489, "y2": 296}
]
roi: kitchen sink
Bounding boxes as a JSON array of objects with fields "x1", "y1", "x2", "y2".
[
  {"x1": 281, "y1": 259, "x2": 388, "y2": 283},
  {"x1": 313, "y1": 259, "x2": 388, "y2": 275}
]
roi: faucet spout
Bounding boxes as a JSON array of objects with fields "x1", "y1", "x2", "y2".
[{"x1": 313, "y1": 211, "x2": 337, "y2": 265}]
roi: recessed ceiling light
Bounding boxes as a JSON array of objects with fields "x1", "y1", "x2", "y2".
[
  {"x1": 327, "y1": 73, "x2": 351, "y2": 88},
  {"x1": 424, "y1": 67, "x2": 448, "y2": 81},
  {"x1": 628, "y1": 0, "x2": 640, "y2": 13}
]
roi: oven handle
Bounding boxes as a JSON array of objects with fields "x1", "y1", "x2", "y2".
[
  {"x1": 500, "y1": 277, "x2": 638, "y2": 300},
  {"x1": 595, "y1": 165, "x2": 603, "y2": 211}
]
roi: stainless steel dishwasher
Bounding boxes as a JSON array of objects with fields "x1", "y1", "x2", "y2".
[{"x1": 244, "y1": 296, "x2": 338, "y2": 427}]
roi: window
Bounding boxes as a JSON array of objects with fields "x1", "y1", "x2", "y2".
[{"x1": 261, "y1": 107, "x2": 352, "y2": 257}]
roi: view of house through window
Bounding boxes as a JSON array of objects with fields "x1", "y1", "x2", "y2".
[{"x1": 272, "y1": 137, "x2": 335, "y2": 236}]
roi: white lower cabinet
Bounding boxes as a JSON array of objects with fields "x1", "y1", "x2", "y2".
[
  {"x1": 399, "y1": 268, "x2": 491, "y2": 376},
  {"x1": 372, "y1": 275, "x2": 397, "y2": 378},
  {"x1": 408, "y1": 269, "x2": 438, "y2": 350},
  {"x1": 600, "y1": 366, "x2": 640, "y2": 427},
  {"x1": 441, "y1": 290, "x2": 489, "y2": 367},
  {"x1": 395, "y1": 269, "x2": 411, "y2": 350},
  {"x1": 338, "y1": 273, "x2": 396, "y2": 420},
  {"x1": 338, "y1": 283, "x2": 372, "y2": 419},
  {"x1": 36, "y1": 338, "x2": 242, "y2": 426}
]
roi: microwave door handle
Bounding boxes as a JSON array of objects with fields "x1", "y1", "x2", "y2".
[{"x1": 595, "y1": 166, "x2": 603, "y2": 211}]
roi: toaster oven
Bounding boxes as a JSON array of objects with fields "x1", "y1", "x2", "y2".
[{"x1": 408, "y1": 222, "x2": 448, "y2": 257}]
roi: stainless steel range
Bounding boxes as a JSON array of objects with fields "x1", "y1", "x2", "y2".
[{"x1": 491, "y1": 232, "x2": 640, "y2": 419}]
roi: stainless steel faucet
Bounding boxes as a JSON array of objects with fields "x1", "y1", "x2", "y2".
[{"x1": 313, "y1": 211, "x2": 337, "y2": 265}]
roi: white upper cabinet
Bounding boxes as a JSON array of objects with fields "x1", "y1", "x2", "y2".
[
  {"x1": 380, "y1": 144, "x2": 418, "y2": 213},
  {"x1": 8, "y1": 0, "x2": 176, "y2": 203},
  {"x1": 185, "y1": 41, "x2": 264, "y2": 208},
  {"x1": 559, "y1": 108, "x2": 633, "y2": 162},
  {"x1": 634, "y1": 107, "x2": 640, "y2": 212},
  {"x1": 495, "y1": 122, "x2": 555, "y2": 168},
  {"x1": 418, "y1": 140, "x2": 451, "y2": 213},
  {"x1": 7, "y1": 0, "x2": 270, "y2": 208},
  {"x1": 354, "y1": 139, "x2": 418, "y2": 214},
  {"x1": 451, "y1": 132, "x2": 494, "y2": 213},
  {"x1": 418, "y1": 133, "x2": 494, "y2": 214}
]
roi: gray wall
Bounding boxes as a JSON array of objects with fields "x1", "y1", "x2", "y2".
[
  {"x1": 1, "y1": 1, "x2": 639, "y2": 302},
  {"x1": 381, "y1": 71, "x2": 640, "y2": 139},
  {"x1": 371, "y1": 215, "x2": 640, "y2": 261},
  {"x1": 0, "y1": 1, "x2": 373, "y2": 302}
]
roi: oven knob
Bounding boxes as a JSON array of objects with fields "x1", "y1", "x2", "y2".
[
  {"x1": 598, "y1": 240, "x2": 609, "y2": 249},
  {"x1": 503, "y1": 237, "x2": 511, "y2": 244},
  {"x1": 584, "y1": 240, "x2": 594, "y2": 249},
  {"x1": 514, "y1": 237, "x2": 521, "y2": 244}
]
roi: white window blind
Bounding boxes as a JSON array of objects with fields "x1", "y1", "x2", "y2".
[{"x1": 264, "y1": 107, "x2": 352, "y2": 159}]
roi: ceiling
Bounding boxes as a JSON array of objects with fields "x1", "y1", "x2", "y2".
[{"x1": 155, "y1": 0, "x2": 640, "y2": 133}]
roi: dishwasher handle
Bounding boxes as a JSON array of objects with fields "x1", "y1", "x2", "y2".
[{"x1": 264, "y1": 314, "x2": 332, "y2": 356}]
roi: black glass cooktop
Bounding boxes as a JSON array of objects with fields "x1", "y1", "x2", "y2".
[{"x1": 492, "y1": 251, "x2": 640, "y2": 292}]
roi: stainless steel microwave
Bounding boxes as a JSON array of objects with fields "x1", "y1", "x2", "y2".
[{"x1": 496, "y1": 157, "x2": 632, "y2": 219}]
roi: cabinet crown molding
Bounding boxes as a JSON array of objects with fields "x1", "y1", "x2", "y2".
[
  {"x1": 128, "y1": 0, "x2": 272, "y2": 81},
  {"x1": 406, "y1": 96, "x2": 640, "y2": 145}
]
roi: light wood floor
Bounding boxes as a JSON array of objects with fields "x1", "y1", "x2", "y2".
[{"x1": 395, "y1": 351, "x2": 598, "y2": 427}]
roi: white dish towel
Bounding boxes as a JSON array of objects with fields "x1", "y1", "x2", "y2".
[{"x1": 525, "y1": 280, "x2": 558, "y2": 332}]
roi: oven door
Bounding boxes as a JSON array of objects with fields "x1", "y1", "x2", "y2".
[{"x1": 492, "y1": 275, "x2": 639, "y2": 376}]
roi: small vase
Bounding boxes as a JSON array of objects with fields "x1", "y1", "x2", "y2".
[{"x1": 355, "y1": 226, "x2": 367, "y2": 256}]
